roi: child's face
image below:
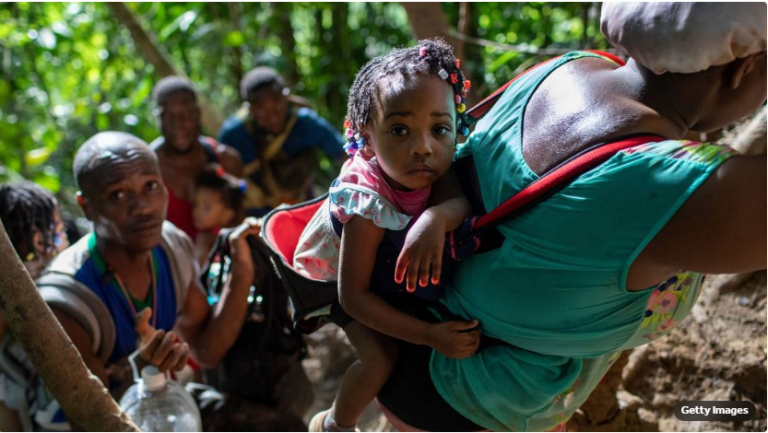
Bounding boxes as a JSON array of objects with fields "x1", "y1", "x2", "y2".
[
  {"x1": 24, "y1": 209, "x2": 69, "y2": 280},
  {"x1": 365, "y1": 74, "x2": 456, "y2": 191},
  {"x1": 193, "y1": 188, "x2": 235, "y2": 231}
]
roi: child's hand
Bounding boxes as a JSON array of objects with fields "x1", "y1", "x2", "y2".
[
  {"x1": 395, "y1": 211, "x2": 446, "y2": 292},
  {"x1": 425, "y1": 320, "x2": 480, "y2": 359}
]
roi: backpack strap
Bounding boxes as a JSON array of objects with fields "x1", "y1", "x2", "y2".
[
  {"x1": 160, "y1": 221, "x2": 195, "y2": 317},
  {"x1": 473, "y1": 134, "x2": 663, "y2": 231},
  {"x1": 36, "y1": 272, "x2": 115, "y2": 365}
]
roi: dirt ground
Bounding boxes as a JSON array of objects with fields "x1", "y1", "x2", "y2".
[{"x1": 300, "y1": 271, "x2": 767, "y2": 432}]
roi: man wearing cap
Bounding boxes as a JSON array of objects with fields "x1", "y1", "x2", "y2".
[{"x1": 218, "y1": 67, "x2": 346, "y2": 215}]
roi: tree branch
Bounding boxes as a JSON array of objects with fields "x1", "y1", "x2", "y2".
[
  {"x1": 0, "y1": 219, "x2": 138, "y2": 431},
  {"x1": 400, "y1": 3, "x2": 460, "y2": 49},
  {"x1": 448, "y1": 29, "x2": 620, "y2": 56},
  {"x1": 106, "y1": 2, "x2": 224, "y2": 134}
]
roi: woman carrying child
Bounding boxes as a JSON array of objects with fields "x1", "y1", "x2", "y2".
[{"x1": 293, "y1": 40, "x2": 480, "y2": 432}]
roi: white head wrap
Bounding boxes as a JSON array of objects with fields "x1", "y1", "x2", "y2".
[{"x1": 601, "y1": 2, "x2": 766, "y2": 74}]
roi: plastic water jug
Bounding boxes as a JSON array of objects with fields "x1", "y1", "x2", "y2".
[{"x1": 119, "y1": 364, "x2": 202, "y2": 432}]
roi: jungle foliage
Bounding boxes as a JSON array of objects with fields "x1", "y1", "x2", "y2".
[{"x1": 0, "y1": 2, "x2": 606, "y2": 211}]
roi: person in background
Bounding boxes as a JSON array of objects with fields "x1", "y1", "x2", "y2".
[
  {"x1": 150, "y1": 76, "x2": 243, "y2": 239},
  {"x1": 218, "y1": 66, "x2": 346, "y2": 215},
  {"x1": 0, "y1": 182, "x2": 69, "y2": 431}
]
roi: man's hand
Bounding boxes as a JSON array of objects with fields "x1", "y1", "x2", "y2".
[
  {"x1": 395, "y1": 211, "x2": 446, "y2": 292},
  {"x1": 425, "y1": 320, "x2": 481, "y2": 359},
  {"x1": 135, "y1": 308, "x2": 189, "y2": 372}
]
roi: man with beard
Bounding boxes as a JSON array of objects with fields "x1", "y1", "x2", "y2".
[
  {"x1": 31, "y1": 132, "x2": 299, "y2": 430},
  {"x1": 150, "y1": 76, "x2": 243, "y2": 239}
]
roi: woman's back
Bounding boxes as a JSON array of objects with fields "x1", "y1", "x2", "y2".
[{"x1": 431, "y1": 50, "x2": 759, "y2": 431}]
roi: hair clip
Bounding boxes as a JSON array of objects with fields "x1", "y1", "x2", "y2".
[
  {"x1": 345, "y1": 128, "x2": 355, "y2": 139},
  {"x1": 464, "y1": 80, "x2": 471, "y2": 90},
  {"x1": 419, "y1": 47, "x2": 427, "y2": 57},
  {"x1": 437, "y1": 69, "x2": 449, "y2": 80},
  {"x1": 215, "y1": 166, "x2": 226, "y2": 177},
  {"x1": 455, "y1": 59, "x2": 461, "y2": 68},
  {"x1": 460, "y1": 125, "x2": 470, "y2": 136},
  {"x1": 454, "y1": 95, "x2": 462, "y2": 104},
  {"x1": 450, "y1": 74, "x2": 459, "y2": 84},
  {"x1": 24, "y1": 252, "x2": 36, "y2": 262},
  {"x1": 457, "y1": 103, "x2": 466, "y2": 114},
  {"x1": 343, "y1": 136, "x2": 365, "y2": 157},
  {"x1": 344, "y1": 119, "x2": 351, "y2": 129},
  {"x1": 238, "y1": 179, "x2": 247, "y2": 194}
]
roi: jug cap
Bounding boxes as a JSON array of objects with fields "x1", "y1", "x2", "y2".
[{"x1": 141, "y1": 365, "x2": 167, "y2": 391}]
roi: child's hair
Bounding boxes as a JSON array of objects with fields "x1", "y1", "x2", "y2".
[
  {"x1": 195, "y1": 164, "x2": 245, "y2": 213},
  {"x1": 343, "y1": 38, "x2": 471, "y2": 156},
  {"x1": 0, "y1": 182, "x2": 57, "y2": 257},
  {"x1": 241, "y1": 67, "x2": 287, "y2": 101}
]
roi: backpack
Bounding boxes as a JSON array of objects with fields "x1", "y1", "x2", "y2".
[
  {"x1": 0, "y1": 222, "x2": 194, "y2": 431},
  {"x1": 199, "y1": 228, "x2": 306, "y2": 404}
]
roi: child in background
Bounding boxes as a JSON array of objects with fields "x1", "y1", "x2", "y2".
[
  {"x1": 0, "y1": 182, "x2": 69, "y2": 431},
  {"x1": 294, "y1": 39, "x2": 480, "y2": 432},
  {"x1": 192, "y1": 164, "x2": 246, "y2": 266}
]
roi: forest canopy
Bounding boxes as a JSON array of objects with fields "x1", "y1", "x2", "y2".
[{"x1": 0, "y1": 2, "x2": 607, "y2": 214}]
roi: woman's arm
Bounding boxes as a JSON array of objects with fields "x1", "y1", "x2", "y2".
[
  {"x1": 628, "y1": 154, "x2": 766, "y2": 290},
  {"x1": 340, "y1": 216, "x2": 479, "y2": 358}
]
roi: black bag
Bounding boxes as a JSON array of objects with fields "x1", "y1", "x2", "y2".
[{"x1": 200, "y1": 229, "x2": 306, "y2": 404}]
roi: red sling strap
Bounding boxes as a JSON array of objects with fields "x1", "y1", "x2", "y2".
[
  {"x1": 456, "y1": 50, "x2": 656, "y2": 232},
  {"x1": 472, "y1": 134, "x2": 662, "y2": 231}
]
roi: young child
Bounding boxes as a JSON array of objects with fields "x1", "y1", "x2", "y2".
[
  {"x1": 294, "y1": 39, "x2": 481, "y2": 432},
  {"x1": 0, "y1": 181, "x2": 69, "y2": 431},
  {"x1": 192, "y1": 164, "x2": 246, "y2": 266}
]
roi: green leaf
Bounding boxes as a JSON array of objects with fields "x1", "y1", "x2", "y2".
[
  {"x1": 488, "y1": 50, "x2": 519, "y2": 73},
  {"x1": 159, "y1": 10, "x2": 198, "y2": 41},
  {"x1": 25, "y1": 147, "x2": 52, "y2": 167},
  {"x1": 224, "y1": 30, "x2": 244, "y2": 47}
]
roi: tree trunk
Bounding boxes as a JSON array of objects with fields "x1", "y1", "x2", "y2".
[
  {"x1": 106, "y1": 2, "x2": 224, "y2": 135},
  {"x1": 273, "y1": 2, "x2": 299, "y2": 86},
  {"x1": 227, "y1": 2, "x2": 244, "y2": 88},
  {"x1": 400, "y1": 3, "x2": 460, "y2": 50},
  {"x1": 456, "y1": 2, "x2": 470, "y2": 60},
  {"x1": 0, "y1": 220, "x2": 138, "y2": 431}
]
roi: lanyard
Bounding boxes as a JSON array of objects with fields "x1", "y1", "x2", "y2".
[{"x1": 112, "y1": 253, "x2": 158, "y2": 329}]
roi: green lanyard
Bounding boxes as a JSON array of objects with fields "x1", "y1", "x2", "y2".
[{"x1": 87, "y1": 233, "x2": 159, "y2": 327}]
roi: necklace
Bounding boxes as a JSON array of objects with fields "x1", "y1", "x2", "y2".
[{"x1": 112, "y1": 252, "x2": 158, "y2": 329}]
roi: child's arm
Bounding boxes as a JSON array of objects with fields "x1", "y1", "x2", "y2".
[
  {"x1": 340, "y1": 216, "x2": 479, "y2": 359},
  {"x1": 395, "y1": 168, "x2": 471, "y2": 291}
]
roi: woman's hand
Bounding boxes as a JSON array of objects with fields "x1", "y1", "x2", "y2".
[
  {"x1": 426, "y1": 320, "x2": 481, "y2": 359},
  {"x1": 395, "y1": 211, "x2": 446, "y2": 292},
  {"x1": 134, "y1": 308, "x2": 189, "y2": 372}
]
